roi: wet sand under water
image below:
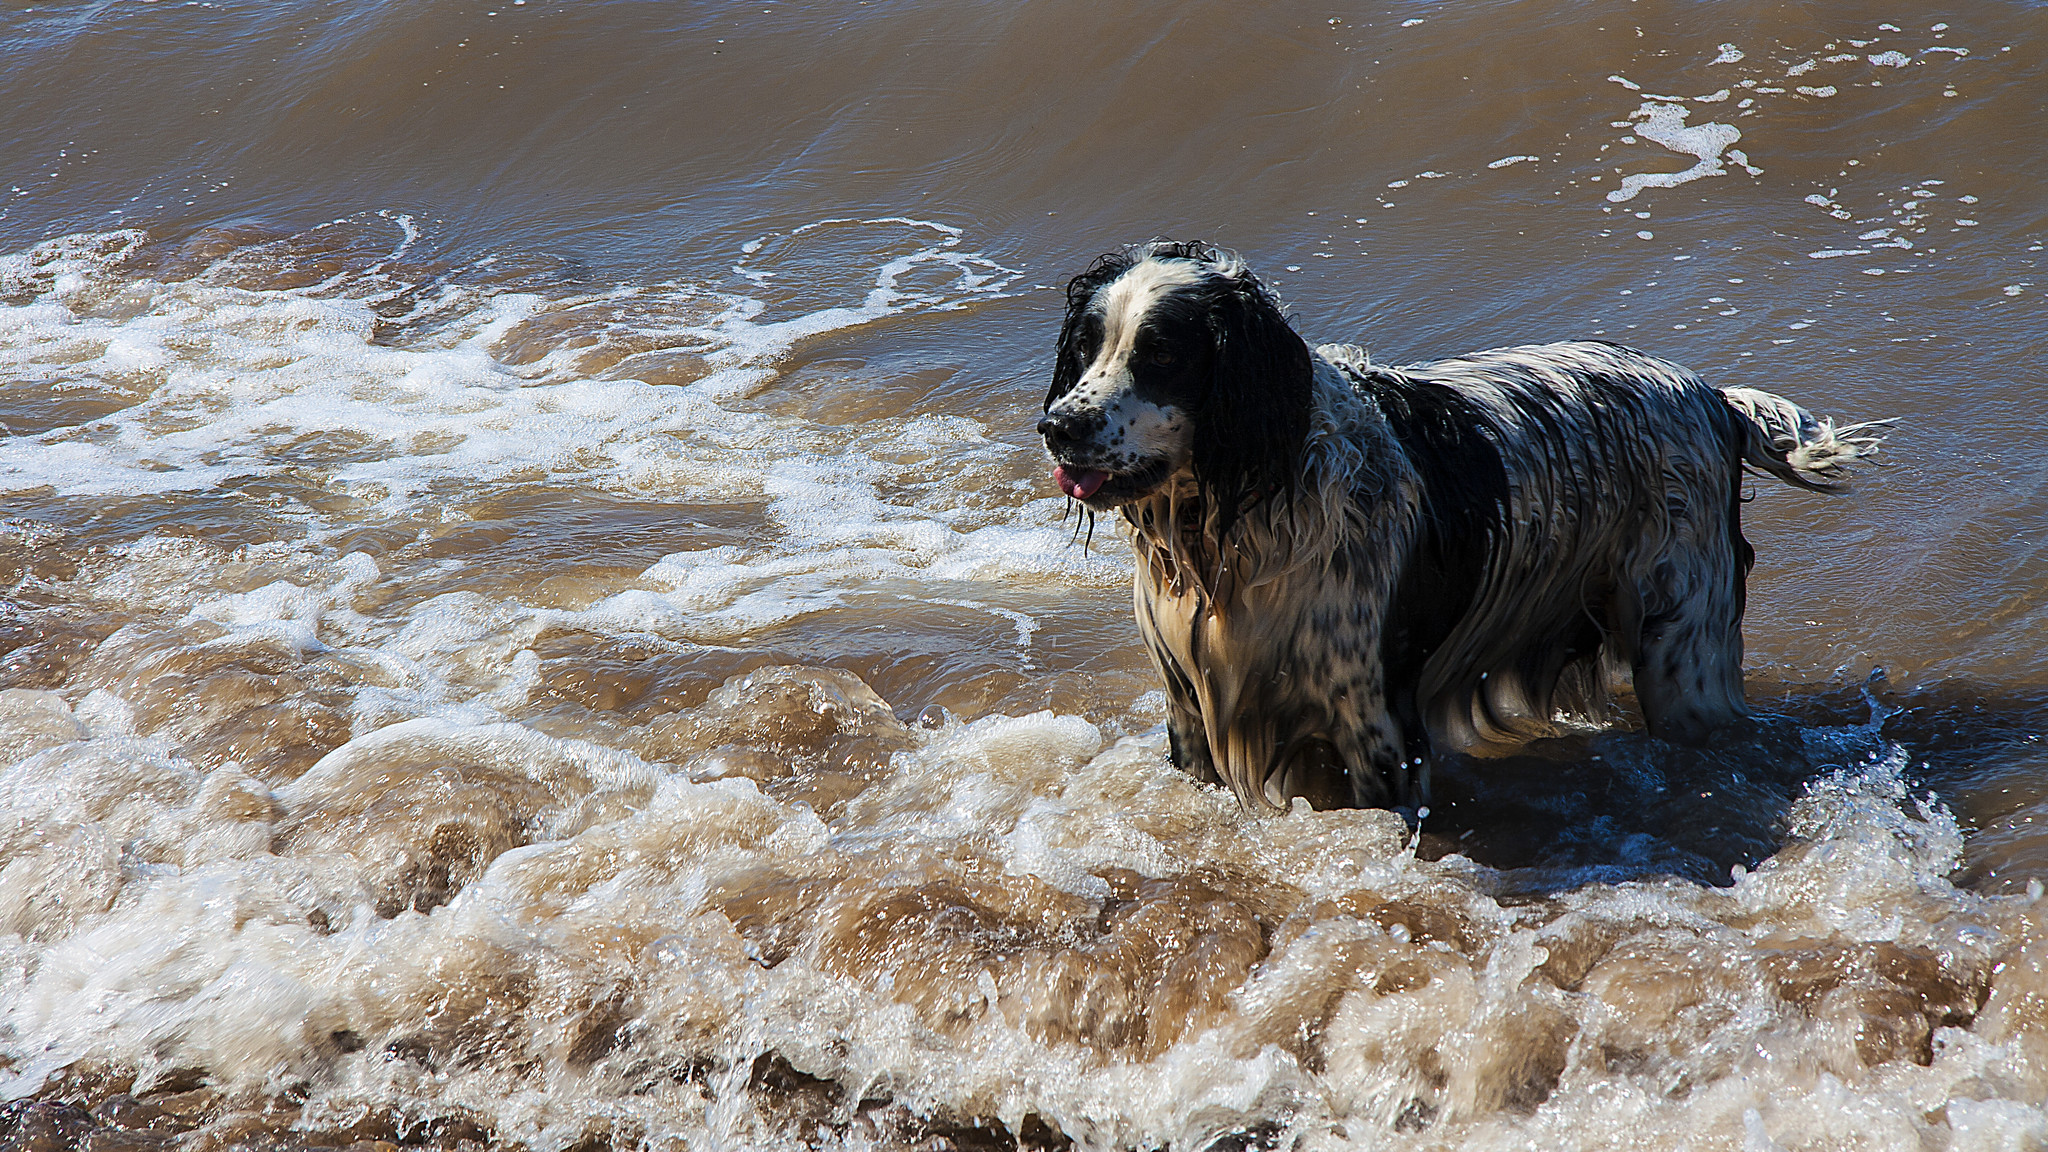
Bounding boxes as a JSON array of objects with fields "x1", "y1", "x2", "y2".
[{"x1": 3, "y1": 0, "x2": 2048, "y2": 1148}]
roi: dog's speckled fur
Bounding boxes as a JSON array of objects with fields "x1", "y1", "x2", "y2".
[{"x1": 1040, "y1": 241, "x2": 1886, "y2": 812}]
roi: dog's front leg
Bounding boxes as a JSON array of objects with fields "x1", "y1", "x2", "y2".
[
  {"x1": 1136, "y1": 566, "x2": 1221, "y2": 784},
  {"x1": 1166, "y1": 704, "x2": 1220, "y2": 784},
  {"x1": 1354, "y1": 715, "x2": 1426, "y2": 811},
  {"x1": 1329, "y1": 679, "x2": 1424, "y2": 811},
  {"x1": 1153, "y1": 655, "x2": 1220, "y2": 783}
]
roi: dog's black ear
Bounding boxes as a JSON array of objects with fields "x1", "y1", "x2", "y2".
[
  {"x1": 1192, "y1": 269, "x2": 1314, "y2": 540},
  {"x1": 1047, "y1": 250, "x2": 1136, "y2": 409}
]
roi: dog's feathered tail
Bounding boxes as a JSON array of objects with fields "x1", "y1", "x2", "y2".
[{"x1": 1721, "y1": 385, "x2": 1891, "y2": 491}]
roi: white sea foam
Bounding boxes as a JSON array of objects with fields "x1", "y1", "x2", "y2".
[
  {"x1": 0, "y1": 661, "x2": 2033, "y2": 1150},
  {"x1": 1606, "y1": 103, "x2": 1742, "y2": 203},
  {"x1": 0, "y1": 221, "x2": 1005, "y2": 501},
  {"x1": 0, "y1": 223, "x2": 1124, "y2": 633}
]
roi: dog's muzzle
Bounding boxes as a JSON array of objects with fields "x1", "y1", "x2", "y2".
[{"x1": 1038, "y1": 410, "x2": 1111, "y2": 499}]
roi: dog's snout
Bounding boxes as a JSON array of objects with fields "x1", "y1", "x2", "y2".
[{"x1": 1038, "y1": 409, "x2": 1092, "y2": 447}]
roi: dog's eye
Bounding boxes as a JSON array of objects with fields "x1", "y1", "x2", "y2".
[{"x1": 1148, "y1": 349, "x2": 1177, "y2": 367}]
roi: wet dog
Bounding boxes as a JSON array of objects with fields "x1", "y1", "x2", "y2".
[{"x1": 1038, "y1": 240, "x2": 1886, "y2": 812}]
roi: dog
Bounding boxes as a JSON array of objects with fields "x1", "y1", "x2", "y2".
[{"x1": 1038, "y1": 240, "x2": 1886, "y2": 813}]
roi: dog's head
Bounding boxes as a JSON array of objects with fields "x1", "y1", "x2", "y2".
[{"x1": 1039, "y1": 241, "x2": 1314, "y2": 533}]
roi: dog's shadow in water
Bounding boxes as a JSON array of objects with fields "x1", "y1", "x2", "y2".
[{"x1": 1412, "y1": 692, "x2": 1894, "y2": 896}]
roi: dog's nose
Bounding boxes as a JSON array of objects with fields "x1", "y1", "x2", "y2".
[{"x1": 1037, "y1": 410, "x2": 1086, "y2": 447}]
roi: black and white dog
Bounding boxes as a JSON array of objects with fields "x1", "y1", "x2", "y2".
[{"x1": 1039, "y1": 240, "x2": 1885, "y2": 812}]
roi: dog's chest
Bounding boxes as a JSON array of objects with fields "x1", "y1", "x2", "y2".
[{"x1": 1134, "y1": 544, "x2": 1381, "y2": 709}]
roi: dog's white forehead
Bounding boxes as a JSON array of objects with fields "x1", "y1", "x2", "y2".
[{"x1": 1093, "y1": 259, "x2": 1207, "y2": 354}]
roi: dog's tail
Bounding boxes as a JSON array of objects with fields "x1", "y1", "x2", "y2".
[{"x1": 1721, "y1": 386, "x2": 1891, "y2": 491}]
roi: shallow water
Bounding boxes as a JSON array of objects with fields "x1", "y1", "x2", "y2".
[{"x1": 2, "y1": 1, "x2": 2047, "y2": 1149}]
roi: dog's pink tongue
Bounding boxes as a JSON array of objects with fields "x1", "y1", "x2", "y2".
[{"x1": 1054, "y1": 465, "x2": 1109, "y2": 500}]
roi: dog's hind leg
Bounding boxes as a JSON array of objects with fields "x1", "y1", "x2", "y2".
[
  {"x1": 1628, "y1": 537, "x2": 1752, "y2": 746},
  {"x1": 1632, "y1": 608, "x2": 1747, "y2": 744}
]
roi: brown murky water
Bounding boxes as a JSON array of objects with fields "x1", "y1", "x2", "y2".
[{"x1": 3, "y1": 1, "x2": 2047, "y2": 1148}]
